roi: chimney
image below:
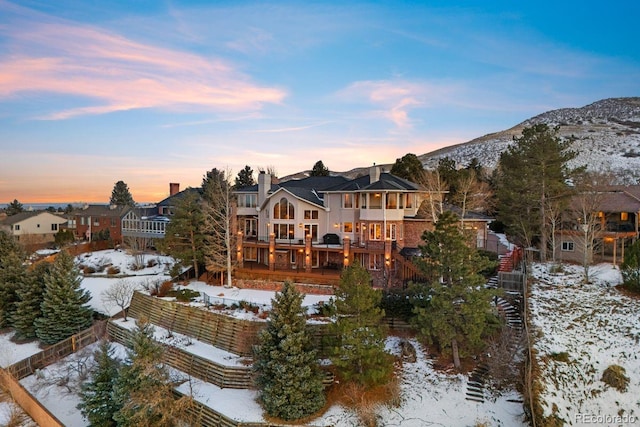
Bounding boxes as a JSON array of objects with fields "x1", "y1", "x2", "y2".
[
  {"x1": 369, "y1": 164, "x2": 380, "y2": 184},
  {"x1": 258, "y1": 171, "x2": 271, "y2": 205},
  {"x1": 169, "y1": 183, "x2": 180, "y2": 196}
]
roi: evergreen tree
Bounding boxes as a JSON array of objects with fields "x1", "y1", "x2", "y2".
[
  {"x1": 621, "y1": 239, "x2": 640, "y2": 293},
  {"x1": 34, "y1": 251, "x2": 93, "y2": 345},
  {"x1": 330, "y1": 264, "x2": 392, "y2": 386},
  {"x1": 113, "y1": 318, "x2": 193, "y2": 427},
  {"x1": 310, "y1": 160, "x2": 330, "y2": 177},
  {"x1": 234, "y1": 165, "x2": 255, "y2": 188},
  {"x1": 390, "y1": 153, "x2": 424, "y2": 182},
  {"x1": 254, "y1": 282, "x2": 325, "y2": 420},
  {"x1": 5, "y1": 199, "x2": 24, "y2": 216},
  {"x1": 12, "y1": 261, "x2": 50, "y2": 340},
  {"x1": 78, "y1": 340, "x2": 121, "y2": 427},
  {"x1": 202, "y1": 168, "x2": 236, "y2": 288},
  {"x1": 110, "y1": 181, "x2": 136, "y2": 207},
  {"x1": 0, "y1": 251, "x2": 27, "y2": 328},
  {"x1": 412, "y1": 210, "x2": 499, "y2": 369},
  {"x1": 495, "y1": 124, "x2": 582, "y2": 261},
  {"x1": 158, "y1": 191, "x2": 205, "y2": 279}
]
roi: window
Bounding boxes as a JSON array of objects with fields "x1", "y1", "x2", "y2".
[
  {"x1": 386, "y1": 223, "x2": 397, "y2": 240},
  {"x1": 561, "y1": 241, "x2": 574, "y2": 251},
  {"x1": 274, "y1": 223, "x2": 295, "y2": 240},
  {"x1": 621, "y1": 212, "x2": 629, "y2": 221},
  {"x1": 369, "y1": 223, "x2": 382, "y2": 240},
  {"x1": 80, "y1": 217, "x2": 85, "y2": 225},
  {"x1": 344, "y1": 222, "x2": 353, "y2": 233},
  {"x1": 343, "y1": 194, "x2": 353, "y2": 209},
  {"x1": 111, "y1": 218, "x2": 117, "y2": 227},
  {"x1": 243, "y1": 218, "x2": 257, "y2": 237},
  {"x1": 244, "y1": 247, "x2": 257, "y2": 261},
  {"x1": 14, "y1": 224, "x2": 20, "y2": 231},
  {"x1": 239, "y1": 194, "x2": 257, "y2": 208},
  {"x1": 386, "y1": 193, "x2": 397, "y2": 209},
  {"x1": 405, "y1": 194, "x2": 413, "y2": 208},
  {"x1": 273, "y1": 197, "x2": 294, "y2": 219},
  {"x1": 361, "y1": 193, "x2": 367, "y2": 209},
  {"x1": 304, "y1": 210, "x2": 318, "y2": 219},
  {"x1": 368, "y1": 253, "x2": 384, "y2": 270},
  {"x1": 303, "y1": 224, "x2": 318, "y2": 241},
  {"x1": 51, "y1": 223, "x2": 58, "y2": 231},
  {"x1": 370, "y1": 193, "x2": 382, "y2": 209},
  {"x1": 93, "y1": 219, "x2": 100, "y2": 226},
  {"x1": 37, "y1": 224, "x2": 40, "y2": 228}
]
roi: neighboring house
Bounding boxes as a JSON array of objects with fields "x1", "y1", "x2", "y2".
[
  {"x1": 234, "y1": 165, "x2": 493, "y2": 287},
  {"x1": 0, "y1": 211, "x2": 68, "y2": 245},
  {"x1": 121, "y1": 183, "x2": 201, "y2": 247},
  {"x1": 74, "y1": 204, "x2": 130, "y2": 245},
  {"x1": 556, "y1": 185, "x2": 640, "y2": 265}
]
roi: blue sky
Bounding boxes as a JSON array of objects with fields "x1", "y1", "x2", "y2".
[{"x1": 1, "y1": 0, "x2": 639, "y2": 203}]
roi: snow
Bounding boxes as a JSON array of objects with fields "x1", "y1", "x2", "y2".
[
  {"x1": 0, "y1": 331, "x2": 42, "y2": 368},
  {"x1": 530, "y1": 263, "x2": 640, "y2": 425},
  {"x1": 1, "y1": 247, "x2": 528, "y2": 426}
]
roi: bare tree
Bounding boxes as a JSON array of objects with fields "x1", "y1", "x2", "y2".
[
  {"x1": 101, "y1": 279, "x2": 139, "y2": 320},
  {"x1": 417, "y1": 169, "x2": 448, "y2": 222},
  {"x1": 124, "y1": 235, "x2": 147, "y2": 270},
  {"x1": 202, "y1": 167, "x2": 237, "y2": 288},
  {"x1": 569, "y1": 172, "x2": 613, "y2": 283},
  {"x1": 453, "y1": 169, "x2": 493, "y2": 226}
]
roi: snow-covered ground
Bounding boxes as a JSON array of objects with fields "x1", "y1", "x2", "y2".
[
  {"x1": 2, "y1": 248, "x2": 529, "y2": 426},
  {"x1": 530, "y1": 263, "x2": 640, "y2": 426}
]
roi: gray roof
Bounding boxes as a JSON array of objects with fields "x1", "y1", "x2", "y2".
[
  {"x1": 0, "y1": 211, "x2": 42, "y2": 225},
  {"x1": 74, "y1": 204, "x2": 131, "y2": 218}
]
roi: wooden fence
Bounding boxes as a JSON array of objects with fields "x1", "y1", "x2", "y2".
[
  {"x1": 0, "y1": 325, "x2": 100, "y2": 427},
  {"x1": 128, "y1": 292, "x2": 334, "y2": 358}
]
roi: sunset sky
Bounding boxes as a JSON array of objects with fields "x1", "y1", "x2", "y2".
[{"x1": 1, "y1": 1, "x2": 639, "y2": 204}]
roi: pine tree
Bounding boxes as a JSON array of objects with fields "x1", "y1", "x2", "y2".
[
  {"x1": 110, "y1": 180, "x2": 136, "y2": 207},
  {"x1": 495, "y1": 123, "x2": 583, "y2": 261},
  {"x1": 34, "y1": 251, "x2": 93, "y2": 345},
  {"x1": 412, "y1": 210, "x2": 499, "y2": 369},
  {"x1": 330, "y1": 264, "x2": 392, "y2": 386},
  {"x1": 113, "y1": 318, "x2": 193, "y2": 427},
  {"x1": 310, "y1": 160, "x2": 330, "y2": 176},
  {"x1": 77, "y1": 340, "x2": 121, "y2": 427},
  {"x1": 0, "y1": 251, "x2": 28, "y2": 328},
  {"x1": 5, "y1": 199, "x2": 24, "y2": 216},
  {"x1": 390, "y1": 153, "x2": 424, "y2": 182},
  {"x1": 12, "y1": 261, "x2": 50, "y2": 340},
  {"x1": 254, "y1": 282, "x2": 326, "y2": 420},
  {"x1": 159, "y1": 190, "x2": 205, "y2": 279},
  {"x1": 234, "y1": 165, "x2": 255, "y2": 188},
  {"x1": 621, "y1": 239, "x2": 640, "y2": 292}
]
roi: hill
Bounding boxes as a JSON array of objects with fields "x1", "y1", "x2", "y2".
[{"x1": 283, "y1": 97, "x2": 640, "y2": 183}]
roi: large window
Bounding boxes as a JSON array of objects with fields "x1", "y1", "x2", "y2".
[
  {"x1": 244, "y1": 247, "x2": 257, "y2": 261},
  {"x1": 273, "y1": 197, "x2": 294, "y2": 219},
  {"x1": 386, "y1": 223, "x2": 397, "y2": 240},
  {"x1": 404, "y1": 194, "x2": 413, "y2": 208},
  {"x1": 367, "y1": 254, "x2": 384, "y2": 270},
  {"x1": 238, "y1": 194, "x2": 257, "y2": 208},
  {"x1": 303, "y1": 224, "x2": 318, "y2": 241},
  {"x1": 274, "y1": 223, "x2": 295, "y2": 240},
  {"x1": 344, "y1": 222, "x2": 353, "y2": 233}
]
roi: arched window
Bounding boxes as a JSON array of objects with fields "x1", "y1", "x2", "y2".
[{"x1": 273, "y1": 197, "x2": 295, "y2": 219}]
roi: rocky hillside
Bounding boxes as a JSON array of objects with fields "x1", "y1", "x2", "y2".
[{"x1": 418, "y1": 97, "x2": 640, "y2": 182}]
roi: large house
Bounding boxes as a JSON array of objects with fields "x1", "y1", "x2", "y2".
[
  {"x1": 0, "y1": 211, "x2": 68, "y2": 245},
  {"x1": 74, "y1": 204, "x2": 130, "y2": 245},
  {"x1": 234, "y1": 165, "x2": 492, "y2": 287}
]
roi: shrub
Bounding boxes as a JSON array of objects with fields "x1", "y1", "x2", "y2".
[
  {"x1": 157, "y1": 281, "x2": 174, "y2": 297},
  {"x1": 106, "y1": 266, "x2": 120, "y2": 275},
  {"x1": 601, "y1": 365, "x2": 629, "y2": 392},
  {"x1": 549, "y1": 351, "x2": 570, "y2": 363},
  {"x1": 147, "y1": 258, "x2": 158, "y2": 268},
  {"x1": 83, "y1": 266, "x2": 96, "y2": 275}
]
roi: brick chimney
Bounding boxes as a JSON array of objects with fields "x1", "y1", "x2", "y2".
[{"x1": 169, "y1": 183, "x2": 180, "y2": 196}]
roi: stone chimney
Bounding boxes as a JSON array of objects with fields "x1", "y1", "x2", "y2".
[
  {"x1": 369, "y1": 164, "x2": 381, "y2": 184},
  {"x1": 169, "y1": 183, "x2": 180, "y2": 196}
]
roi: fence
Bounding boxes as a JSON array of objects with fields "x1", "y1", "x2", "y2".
[
  {"x1": 498, "y1": 271, "x2": 527, "y2": 294},
  {"x1": 0, "y1": 325, "x2": 101, "y2": 427}
]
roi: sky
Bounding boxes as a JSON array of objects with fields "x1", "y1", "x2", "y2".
[{"x1": 1, "y1": 1, "x2": 639, "y2": 204}]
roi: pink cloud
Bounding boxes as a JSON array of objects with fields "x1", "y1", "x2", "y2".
[
  {"x1": 0, "y1": 9, "x2": 286, "y2": 119},
  {"x1": 336, "y1": 79, "x2": 459, "y2": 128}
]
